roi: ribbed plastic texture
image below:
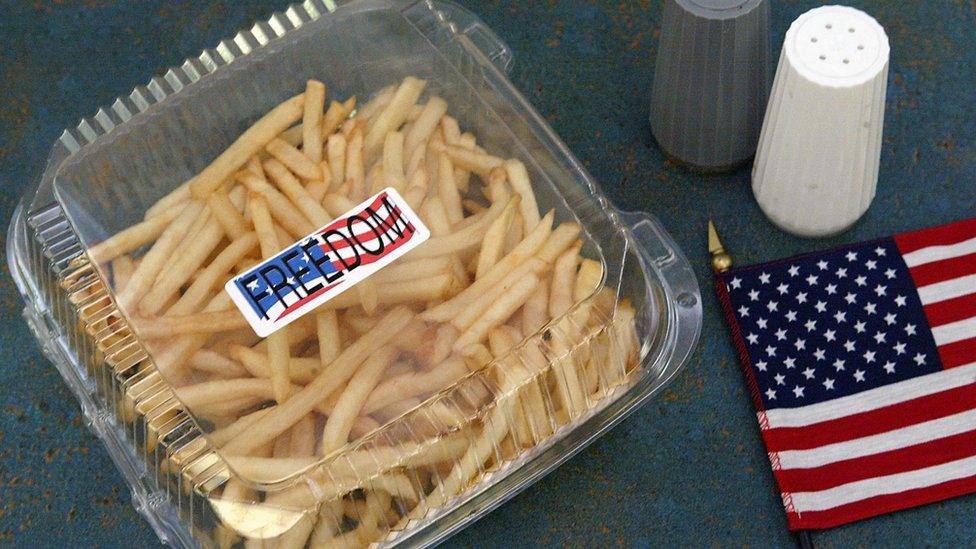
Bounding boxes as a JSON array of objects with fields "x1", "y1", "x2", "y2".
[
  {"x1": 6, "y1": 1, "x2": 703, "y2": 547},
  {"x1": 752, "y1": 5, "x2": 890, "y2": 237},
  {"x1": 650, "y1": 0, "x2": 770, "y2": 172}
]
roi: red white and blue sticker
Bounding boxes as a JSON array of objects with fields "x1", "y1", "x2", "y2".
[{"x1": 225, "y1": 188, "x2": 429, "y2": 337}]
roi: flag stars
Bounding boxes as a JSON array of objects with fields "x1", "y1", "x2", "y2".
[
  {"x1": 817, "y1": 260, "x2": 829, "y2": 271},
  {"x1": 766, "y1": 345, "x2": 777, "y2": 357},
  {"x1": 757, "y1": 317, "x2": 769, "y2": 329},
  {"x1": 814, "y1": 348, "x2": 826, "y2": 361},
  {"x1": 833, "y1": 359, "x2": 846, "y2": 372},
  {"x1": 874, "y1": 284, "x2": 887, "y2": 297},
  {"x1": 765, "y1": 388, "x2": 777, "y2": 400},
  {"x1": 738, "y1": 305, "x2": 749, "y2": 317},
  {"x1": 884, "y1": 313, "x2": 897, "y2": 326},
  {"x1": 894, "y1": 342, "x2": 907, "y2": 356},
  {"x1": 825, "y1": 284, "x2": 838, "y2": 295},
  {"x1": 844, "y1": 340, "x2": 857, "y2": 353},
  {"x1": 796, "y1": 292, "x2": 808, "y2": 304},
  {"x1": 814, "y1": 301, "x2": 828, "y2": 313},
  {"x1": 786, "y1": 311, "x2": 799, "y2": 322},
  {"x1": 777, "y1": 283, "x2": 790, "y2": 295},
  {"x1": 875, "y1": 247, "x2": 887, "y2": 257},
  {"x1": 802, "y1": 367, "x2": 816, "y2": 380},
  {"x1": 759, "y1": 272, "x2": 771, "y2": 284},
  {"x1": 746, "y1": 333, "x2": 759, "y2": 345},
  {"x1": 855, "y1": 276, "x2": 868, "y2": 287},
  {"x1": 748, "y1": 289, "x2": 760, "y2": 302},
  {"x1": 805, "y1": 319, "x2": 818, "y2": 333},
  {"x1": 767, "y1": 300, "x2": 779, "y2": 312},
  {"x1": 874, "y1": 331, "x2": 887, "y2": 344},
  {"x1": 774, "y1": 373, "x2": 786, "y2": 386},
  {"x1": 854, "y1": 321, "x2": 867, "y2": 334},
  {"x1": 885, "y1": 268, "x2": 897, "y2": 280},
  {"x1": 883, "y1": 361, "x2": 896, "y2": 374},
  {"x1": 845, "y1": 293, "x2": 858, "y2": 305},
  {"x1": 836, "y1": 267, "x2": 848, "y2": 279},
  {"x1": 775, "y1": 328, "x2": 788, "y2": 341},
  {"x1": 853, "y1": 369, "x2": 866, "y2": 382},
  {"x1": 794, "y1": 338, "x2": 807, "y2": 351},
  {"x1": 756, "y1": 360, "x2": 768, "y2": 372},
  {"x1": 788, "y1": 265, "x2": 800, "y2": 277},
  {"x1": 894, "y1": 295, "x2": 907, "y2": 307},
  {"x1": 806, "y1": 274, "x2": 819, "y2": 286},
  {"x1": 824, "y1": 329, "x2": 837, "y2": 342},
  {"x1": 865, "y1": 259, "x2": 878, "y2": 270},
  {"x1": 905, "y1": 323, "x2": 918, "y2": 336},
  {"x1": 823, "y1": 378, "x2": 835, "y2": 390},
  {"x1": 863, "y1": 350, "x2": 877, "y2": 363},
  {"x1": 730, "y1": 277, "x2": 742, "y2": 290},
  {"x1": 834, "y1": 311, "x2": 848, "y2": 323},
  {"x1": 246, "y1": 279, "x2": 260, "y2": 290},
  {"x1": 784, "y1": 357, "x2": 797, "y2": 369},
  {"x1": 846, "y1": 251, "x2": 858, "y2": 262},
  {"x1": 914, "y1": 353, "x2": 927, "y2": 366},
  {"x1": 793, "y1": 386, "x2": 806, "y2": 398},
  {"x1": 864, "y1": 302, "x2": 878, "y2": 315}
]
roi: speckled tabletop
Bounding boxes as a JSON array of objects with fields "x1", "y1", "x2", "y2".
[{"x1": 1, "y1": 1, "x2": 974, "y2": 547}]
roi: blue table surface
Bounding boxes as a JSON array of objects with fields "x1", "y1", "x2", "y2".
[{"x1": 1, "y1": 0, "x2": 973, "y2": 547}]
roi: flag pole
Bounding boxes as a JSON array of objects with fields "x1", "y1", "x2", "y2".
[{"x1": 709, "y1": 221, "x2": 815, "y2": 549}]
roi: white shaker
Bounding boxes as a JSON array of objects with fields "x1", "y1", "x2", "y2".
[{"x1": 752, "y1": 5, "x2": 890, "y2": 237}]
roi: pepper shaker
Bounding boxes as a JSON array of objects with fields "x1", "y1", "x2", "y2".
[{"x1": 650, "y1": 0, "x2": 771, "y2": 172}]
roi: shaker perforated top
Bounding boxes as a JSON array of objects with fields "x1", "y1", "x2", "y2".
[{"x1": 786, "y1": 6, "x2": 889, "y2": 87}]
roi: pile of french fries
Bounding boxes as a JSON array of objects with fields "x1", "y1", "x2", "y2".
[{"x1": 78, "y1": 77, "x2": 640, "y2": 548}]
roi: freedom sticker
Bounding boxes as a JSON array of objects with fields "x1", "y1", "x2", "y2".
[{"x1": 225, "y1": 188, "x2": 430, "y2": 337}]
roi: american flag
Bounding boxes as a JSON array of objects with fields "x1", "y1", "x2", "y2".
[{"x1": 717, "y1": 218, "x2": 976, "y2": 530}]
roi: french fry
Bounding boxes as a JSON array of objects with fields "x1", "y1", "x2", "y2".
[
  {"x1": 435, "y1": 143, "x2": 503, "y2": 177},
  {"x1": 364, "y1": 77, "x2": 427, "y2": 154},
  {"x1": 302, "y1": 80, "x2": 326, "y2": 164},
  {"x1": 167, "y1": 232, "x2": 257, "y2": 316},
  {"x1": 326, "y1": 134, "x2": 347, "y2": 189},
  {"x1": 237, "y1": 169, "x2": 315, "y2": 238},
  {"x1": 453, "y1": 274, "x2": 540, "y2": 351},
  {"x1": 305, "y1": 161, "x2": 332, "y2": 202},
  {"x1": 221, "y1": 307, "x2": 413, "y2": 455},
  {"x1": 437, "y1": 153, "x2": 464, "y2": 224},
  {"x1": 145, "y1": 183, "x2": 190, "y2": 219},
  {"x1": 90, "y1": 205, "x2": 183, "y2": 264},
  {"x1": 227, "y1": 345, "x2": 323, "y2": 384},
  {"x1": 187, "y1": 350, "x2": 250, "y2": 378},
  {"x1": 266, "y1": 138, "x2": 323, "y2": 180},
  {"x1": 263, "y1": 158, "x2": 331, "y2": 225},
  {"x1": 549, "y1": 243, "x2": 582, "y2": 318},
  {"x1": 504, "y1": 159, "x2": 541, "y2": 232},
  {"x1": 346, "y1": 130, "x2": 365, "y2": 199},
  {"x1": 321, "y1": 346, "x2": 397, "y2": 453},
  {"x1": 116, "y1": 200, "x2": 204, "y2": 309},
  {"x1": 189, "y1": 93, "x2": 305, "y2": 199},
  {"x1": 475, "y1": 196, "x2": 520, "y2": 279},
  {"x1": 207, "y1": 187, "x2": 248, "y2": 237},
  {"x1": 321, "y1": 97, "x2": 356, "y2": 140},
  {"x1": 134, "y1": 309, "x2": 248, "y2": 338},
  {"x1": 382, "y1": 131, "x2": 406, "y2": 191},
  {"x1": 405, "y1": 97, "x2": 448, "y2": 157}
]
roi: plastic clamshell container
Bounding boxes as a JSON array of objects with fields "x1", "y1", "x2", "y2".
[{"x1": 6, "y1": 1, "x2": 702, "y2": 547}]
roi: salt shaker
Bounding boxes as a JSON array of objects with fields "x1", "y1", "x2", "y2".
[
  {"x1": 752, "y1": 6, "x2": 890, "y2": 237},
  {"x1": 650, "y1": 0, "x2": 771, "y2": 172}
]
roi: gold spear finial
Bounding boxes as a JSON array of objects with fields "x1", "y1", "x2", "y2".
[{"x1": 709, "y1": 220, "x2": 733, "y2": 274}]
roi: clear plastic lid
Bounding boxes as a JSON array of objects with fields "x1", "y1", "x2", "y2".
[{"x1": 8, "y1": 1, "x2": 702, "y2": 547}]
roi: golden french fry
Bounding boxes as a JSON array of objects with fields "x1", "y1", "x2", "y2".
[
  {"x1": 382, "y1": 131, "x2": 406, "y2": 191},
  {"x1": 263, "y1": 158, "x2": 331, "y2": 225},
  {"x1": 549, "y1": 243, "x2": 582, "y2": 318},
  {"x1": 302, "y1": 80, "x2": 326, "y2": 164},
  {"x1": 405, "y1": 97, "x2": 448, "y2": 156},
  {"x1": 346, "y1": 130, "x2": 365, "y2": 200},
  {"x1": 321, "y1": 346, "x2": 398, "y2": 453},
  {"x1": 326, "y1": 133, "x2": 347, "y2": 188},
  {"x1": 475, "y1": 196, "x2": 520, "y2": 279},
  {"x1": 504, "y1": 159, "x2": 541, "y2": 232},
  {"x1": 237, "y1": 169, "x2": 315, "y2": 238},
  {"x1": 266, "y1": 138, "x2": 323, "y2": 180},
  {"x1": 453, "y1": 274, "x2": 539, "y2": 350},
  {"x1": 207, "y1": 187, "x2": 248, "y2": 237},
  {"x1": 134, "y1": 309, "x2": 247, "y2": 338},
  {"x1": 189, "y1": 93, "x2": 304, "y2": 199},
  {"x1": 90, "y1": 205, "x2": 183, "y2": 264},
  {"x1": 364, "y1": 77, "x2": 427, "y2": 153}
]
